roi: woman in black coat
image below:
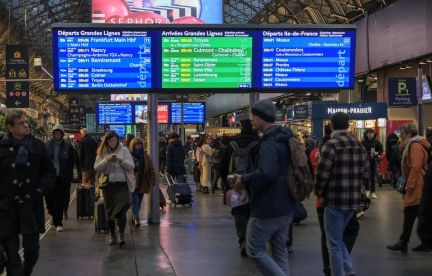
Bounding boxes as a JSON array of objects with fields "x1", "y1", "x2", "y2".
[
  {"x1": 166, "y1": 133, "x2": 186, "y2": 184},
  {"x1": 385, "y1": 133, "x2": 402, "y2": 187}
]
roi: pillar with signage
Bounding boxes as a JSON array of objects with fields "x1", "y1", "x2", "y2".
[
  {"x1": 311, "y1": 103, "x2": 388, "y2": 142},
  {"x1": 6, "y1": 45, "x2": 30, "y2": 108},
  {"x1": 69, "y1": 97, "x2": 80, "y2": 125}
]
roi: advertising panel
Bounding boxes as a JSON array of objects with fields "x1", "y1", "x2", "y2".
[
  {"x1": 312, "y1": 103, "x2": 388, "y2": 120},
  {"x1": 6, "y1": 45, "x2": 30, "y2": 108},
  {"x1": 294, "y1": 105, "x2": 309, "y2": 120},
  {"x1": 111, "y1": 94, "x2": 147, "y2": 101},
  {"x1": 388, "y1": 78, "x2": 417, "y2": 107},
  {"x1": 134, "y1": 104, "x2": 169, "y2": 123},
  {"x1": 92, "y1": 0, "x2": 223, "y2": 24},
  {"x1": 422, "y1": 75, "x2": 432, "y2": 101}
]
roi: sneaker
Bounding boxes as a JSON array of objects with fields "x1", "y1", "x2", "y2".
[
  {"x1": 356, "y1": 211, "x2": 365, "y2": 219},
  {"x1": 365, "y1": 191, "x2": 370, "y2": 198},
  {"x1": 210, "y1": 191, "x2": 216, "y2": 195},
  {"x1": 56, "y1": 226, "x2": 64, "y2": 232},
  {"x1": 387, "y1": 242, "x2": 407, "y2": 253},
  {"x1": 412, "y1": 244, "x2": 432, "y2": 252},
  {"x1": 371, "y1": 193, "x2": 377, "y2": 199}
]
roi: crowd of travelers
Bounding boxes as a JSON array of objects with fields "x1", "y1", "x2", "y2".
[{"x1": 1, "y1": 104, "x2": 432, "y2": 276}]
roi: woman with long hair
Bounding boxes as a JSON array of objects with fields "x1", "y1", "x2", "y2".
[
  {"x1": 94, "y1": 131, "x2": 135, "y2": 247},
  {"x1": 200, "y1": 135, "x2": 213, "y2": 194},
  {"x1": 129, "y1": 138, "x2": 157, "y2": 227}
]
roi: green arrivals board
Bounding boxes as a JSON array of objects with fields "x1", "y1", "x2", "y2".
[{"x1": 162, "y1": 37, "x2": 253, "y2": 88}]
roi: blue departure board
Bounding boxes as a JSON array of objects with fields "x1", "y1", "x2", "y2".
[
  {"x1": 97, "y1": 103, "x2": 133, "y2": 125},
  {"x1": 171, "y1": 103, "x2": 205, "y2": 124},
  {"x1": 109, "y1": 125, "x2": 126, "y2": 138},
  {"x1": 55, "y1": 30, "x2": 152, "y2": 90},
  {"x1": 260, "y1": 30, "x2": 356, "y2": 88}
]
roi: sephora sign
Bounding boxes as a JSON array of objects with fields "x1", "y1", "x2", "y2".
[{"x1": 92, "y1": 0, "x2": 223, "y2": 24}]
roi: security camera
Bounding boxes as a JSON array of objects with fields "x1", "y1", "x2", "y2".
[{"x1": 52, "y1": 91, "x2": 58, "y2": 97}]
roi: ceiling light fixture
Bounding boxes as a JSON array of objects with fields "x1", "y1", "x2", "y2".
[
  {"x1": 427, "y1": 57, "x2": 432, "y2": 63},
  {"x1": 406, "y1": 62, "x2": 413, "y2": 68},
  {"x1": 400, "y1": 64, "x2": 407, "y2": 70},
  {"x1": 420, "y1": 59, "x2": 427, "y2": 65}
]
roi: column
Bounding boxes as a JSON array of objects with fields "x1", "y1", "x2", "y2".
[{"x1": 147, "y1": 93, "x2": 160, "y2": 224}]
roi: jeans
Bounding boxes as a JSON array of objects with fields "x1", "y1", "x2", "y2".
[
  {"x1": 1, "y1": 234, "x2": 40, "y2": 276},
  {"x1": 318, "y1": 207, "x2": 359, "y2": 274},
  {"x1": 45, "y1": 176, "x2": 66, "y2": 227},
  {"x1": 232, "y1": 204, "x2": 250, "y2": 244},
  {"x1": 211, "y1": 169, "x2": 220, "y2": 192},
  {"x1": 246, "y1": 214, "x2": 293, "y2": 276},
  {"x1": 365, "y1": 160, "x2": 376, "y2": 192},
  {"x1": 324, "y1": 207, "x2": 356, "y2": 276},
  {"x1": 400, "y1": 205, "x2": 420, "y2": 244},
  {"x1": 132, "y1": 189, "x2": 145, "y2": 220}
]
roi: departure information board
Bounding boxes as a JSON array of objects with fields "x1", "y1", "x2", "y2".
[
  {"x1": 171, "y1": 103, "x2": 205, "y2": 124},
  {"x1": 97, "y1": 103, "x2": 133, "y2": 125},
  {"x1": 260, "y1": 30, "x2": 356, "y2": 88},
  {"x1": 55, "y1": 30, "x2": 152, "y2": 90},
  {"x1": 53, "y1": 24, "x2": 356, "y2": 92},
  {"x1": 109, "y1": 125, "x2": 126, "y2": 138},
  {"x1": 161, "y1": 32, "x2": 253, "y2": 88}
]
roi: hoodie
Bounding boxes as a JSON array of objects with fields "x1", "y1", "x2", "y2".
[
  {"x1": 241, "y1": 125, "x2": 295, "y2": 218},
  {"x1": 45, "y1": 124, "x2": 74, "y2": 182},
  {"x1": 305, "y1": 134, "x2": 317, "y2": 157},
  {"x1": 166, "y1": 139, "x2": 186, "y2": 175}
]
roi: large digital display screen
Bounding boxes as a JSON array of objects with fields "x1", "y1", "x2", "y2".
[
  {"x1": 260, "y1": 30, "x2": 356, "y2": 88},
  {"x1": 161, "y1": 33, "x2": 252, "y2": 88},
  {"x1": 97, "y1": 103, "x2": 133, "y2": 124},
  {"x1": 92, "y1": 0, "x2": 223, "y2": 24},
  {"x1": 111, "y1": 94, "x2": 147, "y2": 101},
  {"x1": 171, "y1": 102, "x2": 205, "y2": 124},
  {"x1": 135, "y1": 104, "x2": 169, "y2": 124},
  {"x1": 53, "y1": 24, "x2": 356, "y2": 92},
  {"x1": 55, "y1": 30, "x2": 152, "y2": 90},
  {"x1": 109, "y1": 125, "x2": 126, "y2": 138}
]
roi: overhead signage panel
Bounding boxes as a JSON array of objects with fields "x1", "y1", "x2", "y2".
[
  {"x1": 260, "y1": 31, "x2": 356, "y2": 89},
  {"x1": 171, "y1": 102, "x2": 205, "y2": 124},
  {"x1": 55, "y1": 30, "x2": 152, "y2": 90},
  {"x1": 6, "y1": 45, "x2": 30, "y2": 108},
  {"x1": 161, "y1": 31, "x2": 253, "y2": 89},
  {"x1": 53, "y1": 24, "x2": 356, "y2": 93},
  {"x1": 388, "y1": 78, "x2": 417, "y2": 107},
  {"x1": 97, "y1": 103, "x2": 133, "y2": 125}
]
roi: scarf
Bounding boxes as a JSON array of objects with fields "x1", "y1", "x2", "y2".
[
  {"x1": 400, "y1": 135, "x2": 426, "y2": 177},
  {"x1": 133, "y1": 148, "x2": 144, "y2": 169},
  {"x1": 8, "y1": 134, "x2": 30, "y2": 168}
]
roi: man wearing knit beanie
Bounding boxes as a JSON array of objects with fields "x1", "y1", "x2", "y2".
[{"x1": 232, "y1": 99, "x2": 296, "y2": 275}]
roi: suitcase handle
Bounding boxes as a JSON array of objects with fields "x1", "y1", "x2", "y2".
[{"x1": 166, "y1": 175, "x2": 176, "y2": 186}]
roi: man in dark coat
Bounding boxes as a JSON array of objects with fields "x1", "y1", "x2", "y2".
[
  {"x1": 0, "y1": 110, "x2": 56, "y2": 276},
  {"x1": 166, "y1": 132, "x2": 186, "y2": 184},
  {"x1": 219, "y1": 119, "x2": 259, "y2": 256},
  {"x1": 78, "y1": 128, "x2": 98, "y2": 186},
  {"x1": 44, "y1": 124, "x2": 75, "y2": 232}
]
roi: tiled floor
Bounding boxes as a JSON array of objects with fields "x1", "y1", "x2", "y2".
[{"x1": 31, "y1": 179, "x2": 432, "y2": 276}]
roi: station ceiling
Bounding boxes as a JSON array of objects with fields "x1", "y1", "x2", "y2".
[{"x1": 0, "y1": 0, "x2": 397, "y2": 112}]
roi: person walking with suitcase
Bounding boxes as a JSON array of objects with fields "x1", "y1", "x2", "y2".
[
  {"x1": 129, "y1": 138, "x2": 157, "y2": 227},
  {"x1": 0, "y1": 110, "x2": 56, "y2": 276},
  {"x1": 166, "y1": 133, "x2": 186, "y2": 184},
  {"x1": 94, "y1": 131, "x2": 135, "y2": 247},
  {"x1": 44, "y1": 124, "x2": 75, "y2": 232},
  {"x1": 63, "y1": 136, "x2": 83, "y2": 219},
  {"x1": 231, "y1": 100, "x2": 295, "y2": 275}
]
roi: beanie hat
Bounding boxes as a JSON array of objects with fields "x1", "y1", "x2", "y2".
[
  {"x1": 251, "y1": 100, "x2": 276, "y2": 123},
  {"x1": 324, "y1": 124, "x2": 332, "y2": 137}
]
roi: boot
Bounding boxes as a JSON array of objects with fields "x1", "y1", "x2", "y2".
[
  {"x1": 109, "y1": 235, "x2": 117, "y2": 245},
  {"x1": 412, "y1": 244, "x2": 432, "y2": 252},
  {"x1": 387, "y1": 242, "x2": 407, "y2": 253},
  {"x1": 63, "y1": 210, "x2": 68, "y2": 219},
  {"x1": 118, "y1": 233, "x2": 125, "y2": 247},
  {"x1": 240, "y1": 241, "x2": 247, "y2": 257}
]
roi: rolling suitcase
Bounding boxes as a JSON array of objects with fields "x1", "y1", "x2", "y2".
[
  {"x1": 76, "y1": 184, "x2": 95, "y2": 219},
  {"x1": 166, "y1": 175, "x2": 194, "y2": 207},
  {"x1": 94, "y1": 201, "x2": 109, "y2": 233},
  {"x1": 159, "y1": 188, "x2": 166, "y2": 209},
  {"x1": 188, "y1": 159, "x2": 195, "y2": 174}
]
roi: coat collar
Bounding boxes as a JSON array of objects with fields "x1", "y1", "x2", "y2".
[{"x1": 1, "y1": 134, "x2": 36, "y2": 154}]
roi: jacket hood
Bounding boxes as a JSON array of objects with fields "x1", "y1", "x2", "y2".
[
  {"x1": 172, "y1": 139, "x2": 183, "y2": 146},
  {"x1": 417, "y1": 139, "x2": 432, "y2": 150},
  {"x1": 52, "y1": 124, "x2": 64, "y2": 136},
  {"x1": 263, "y1": 126, "x2": 293, "y2": 143},
  {"x1": 387, "y1": 138, "x2": 399, "y2": 146}
]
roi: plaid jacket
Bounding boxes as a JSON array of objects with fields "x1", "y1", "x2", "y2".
[{"x1": 314, "y1": 130, "x2": 370, "y2": 211}]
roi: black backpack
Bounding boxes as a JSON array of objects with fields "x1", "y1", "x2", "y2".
[
  {"x1": 229, "y1": 141, "x2": 259, "y2": 174},
  {"x1": 159, "y1": 145, "x2": 166, "y2": 159},
  {"x1": 389, "y1": 144, "x2": 402, "y2": 164}
]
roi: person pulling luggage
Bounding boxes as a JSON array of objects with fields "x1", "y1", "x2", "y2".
[{"x1": 94, "y1": 131, "x2": 135, "y2": 247}]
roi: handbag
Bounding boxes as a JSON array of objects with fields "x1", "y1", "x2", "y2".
[
  {"x1": 98, "y1": 172, "x2": 110, "y2": 189},
  {"x1": 396, "y1": 176, "x2": 407, "y2": 194},
  {"x1": 125, "y1": 169, "x2": 136, "y2": 193}
]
